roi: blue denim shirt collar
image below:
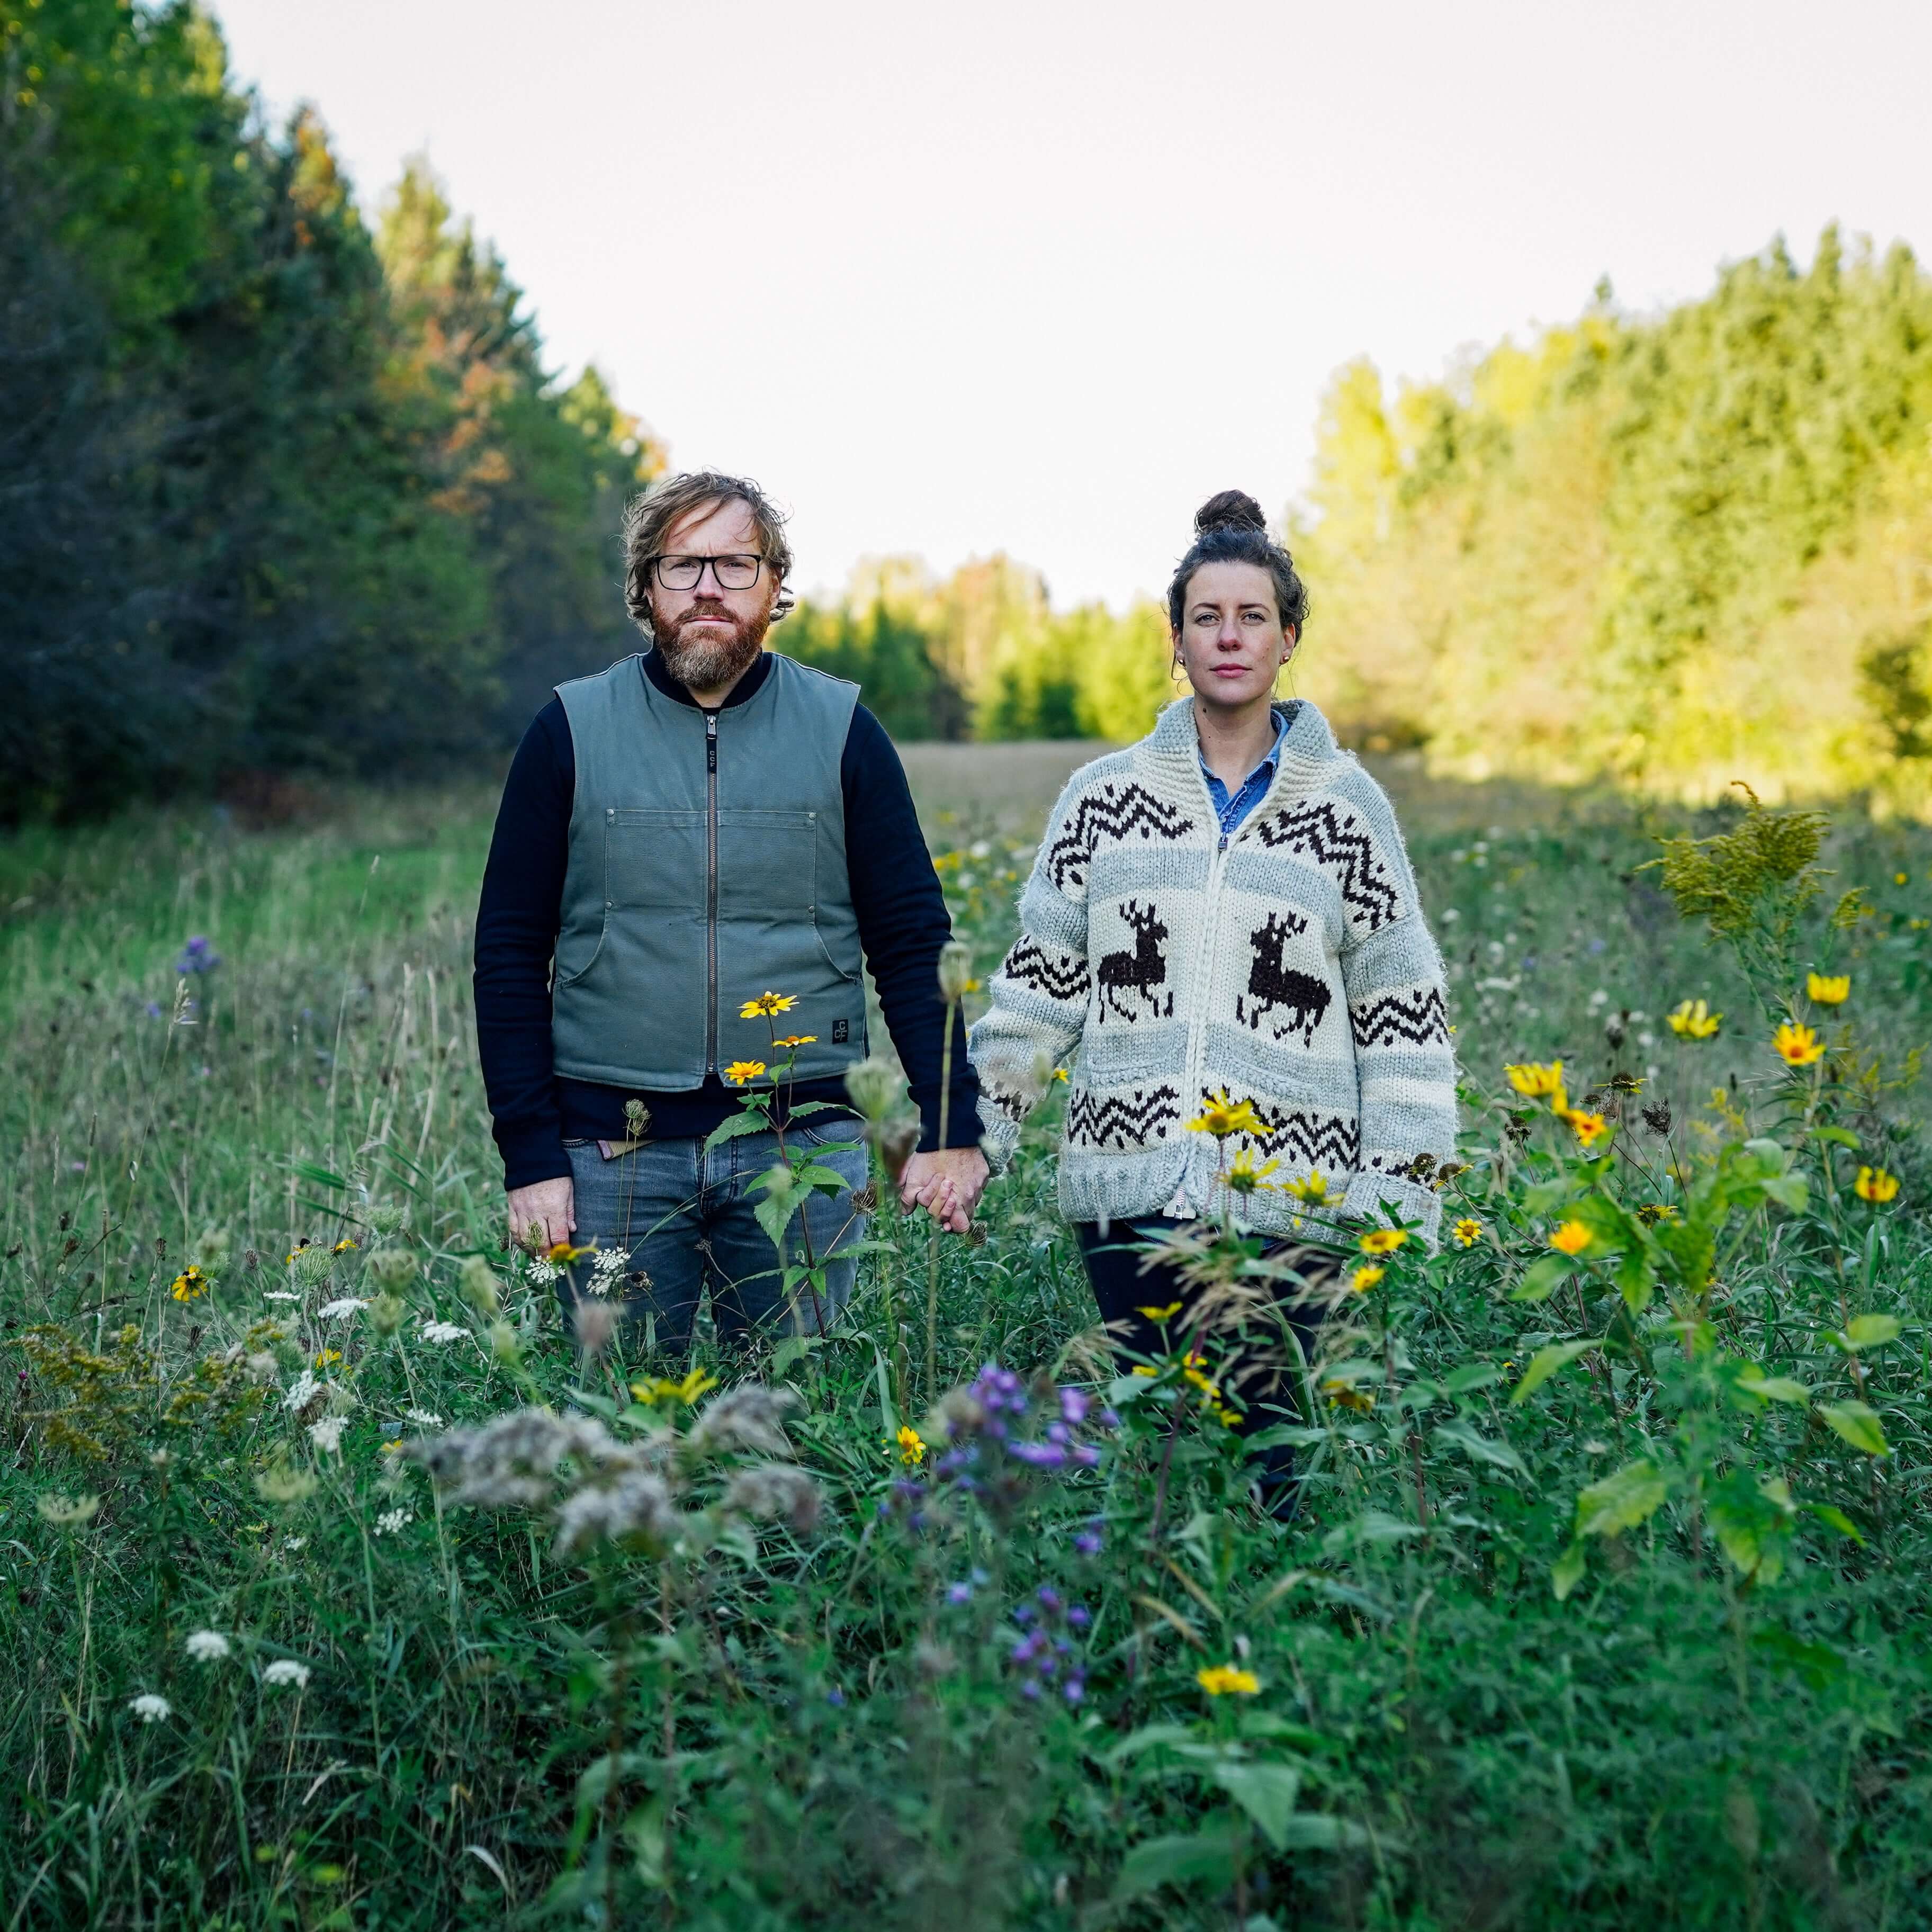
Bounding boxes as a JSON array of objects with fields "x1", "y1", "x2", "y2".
[{"x1": 1200, "y1": 704, "x2": 1290, "y2": 841}]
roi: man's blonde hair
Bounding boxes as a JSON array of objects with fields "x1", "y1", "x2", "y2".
[{"x1": 621, "y1": 471, "x2": 795, "y2": 635}]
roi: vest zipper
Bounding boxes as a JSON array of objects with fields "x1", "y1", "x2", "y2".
[{"x1": 705, "y1": 709, "x2": 720, "y2": 1075}]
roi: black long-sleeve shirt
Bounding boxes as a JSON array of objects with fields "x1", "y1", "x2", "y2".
[{"x1": 474, "y1": 648, "x2": 980, "y2": 1190}]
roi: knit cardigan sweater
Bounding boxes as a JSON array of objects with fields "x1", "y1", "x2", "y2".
[{"x1": 970, "y1": 697, "x2": 1458, "y2": 1245}]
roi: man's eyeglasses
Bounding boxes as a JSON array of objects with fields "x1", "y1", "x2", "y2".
[{"x1": 651, "y1": 553, "x2": 765, "y2": 591}]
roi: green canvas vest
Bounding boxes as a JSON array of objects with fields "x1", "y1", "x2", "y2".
[{"x1": 551, "y1": 652, "x2": 868, "y2": 1091}]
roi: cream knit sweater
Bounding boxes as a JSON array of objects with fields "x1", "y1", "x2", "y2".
[{"x1": 969, "y1": 698, "x2": 1458, "y2": 1245}]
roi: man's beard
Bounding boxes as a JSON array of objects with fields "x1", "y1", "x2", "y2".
[{"x1": 652, "y1": 599, "x2": 770, "y2": 693}]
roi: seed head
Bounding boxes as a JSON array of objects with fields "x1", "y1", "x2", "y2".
[
  {"x1": 458, "y1": 1255, "x2": 502, "y2": 1316},
  {"x1": 366, "y1": 1248, "x2": 418, "y2": 1293}
]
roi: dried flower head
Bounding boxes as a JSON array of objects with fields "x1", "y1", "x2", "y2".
[
  {"x1": 937, "y1": 940, "x2": 975, "y2": 1004},
  {"x1": 724, "y1": 1463, "x2": 823, "y2": 1534},
  {"x1": 38, "y1": 1493, "x2": 100, "y2": 1526},
  {"x1": 366, "y1": 1247, "x2": 418, "y2": 1293},
  {"x1": 458, "y1": 1255, "x2": 504, "y2": 1315},
  {"x1": 687, "y1": 1384, "x2": 799, "y2": 1458},
  {"x1": 843, "y1": 1055, "x2": 906, "y2": 1122}
]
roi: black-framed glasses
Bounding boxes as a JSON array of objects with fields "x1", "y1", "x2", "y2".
[{"x1": 652, "y1": 553, "x2": 765, "y2": 591}]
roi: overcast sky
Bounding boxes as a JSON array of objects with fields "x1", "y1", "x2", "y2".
[{"x1": 210, "y1": 0, "x2": 1930, "y2": 610}]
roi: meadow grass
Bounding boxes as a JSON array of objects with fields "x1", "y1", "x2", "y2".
[{"x1": 4, "y1": 774, "x2": 1931, "y2": 1930}]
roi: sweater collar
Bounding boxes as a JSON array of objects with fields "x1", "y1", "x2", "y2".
[{"x1": 1149, "y1": 695, "x2": 1341, "y2": 798}]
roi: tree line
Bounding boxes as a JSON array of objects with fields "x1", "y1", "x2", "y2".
[
  {"x1": 1294, "y1": 230, "x2": 1932, "y2": 814},
  {"x1": 2, "y1": 0, "x2": 656, "y2": 822}
]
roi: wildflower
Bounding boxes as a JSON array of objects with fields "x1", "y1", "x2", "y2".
[
  {"x1": 1550, "y1": 1220, "x2": 1592, "y2": 1255},
  {"x1": 542, "y1": 1239, "x2": 591, "y2": 1264},
  {"x1": 129, "y1": 1693, "x2": 172, "y2": 1723},
  {"x1": 1322, "y1": 1378, "x2": 1374, "y2": 1413},
  {"x1": 1358, "y1": 1228, "x2": 1408, "y2": 1255},
  {"x1": 254, "y1": 1463, "x2": 317, "y2": 1505},
  {"x1": 264, "y1": 1290, "x2": 301, "y2": 1302},
  {"x1": 1451, "y1": 1217, "x2": 1483, "y2": 1247},
  {"x1": 313, "y1": 1349, "x2": 341, "y2": 1370},
  {"x1": 1186, "y1": 1089, "x2": 1262, "y2": 1139},
  {"x1": 1054, "y1": 1066, "x2": 1070, "y2": 1082},
  {"x1": 1558, "y1": 1107, "x2": 1610, "y2": 1149},
  {"x1": 772, "y1": 1034, "x2": 817, "y2": 1048},
  {"x1": 366, "y1": 1247, "x2": 418, "y2": 1292},
  {"x1": 938, "y1": 941, "x2": 975, "y2": 1002},
  {"x1": 1135, "y1": 1301, "x2": 1183, "y2": 1322},
  {"x1": 282, "y1": 1536, "x2": 306, "y2": 1552},
  {"x1": 38, "y1": 1494, "x2": 100, "y2": 1526},
  {"x1": 688, "y1": 1383, "x2": 801, "y2": 1457},
  {"x1": 169, "y1": 1265, "x2": 210, "y2": 1301},
  {"x1": 405, "y1": 1408, "x2": 443, "y2": 1428},
  {"x1": 724, "y1": 1463, "x2": 823, "y2": 1534},
  {"x1": 1181, "y1": 1353, "x2": 1222, "y2": 1401},
  {"x1": 332, "y1": 1237, "x2": 358, "y2": 1255},
  {"x1": 185, "y1": 1630, "x2": 230, "y2": 1663},
  {"x1": 1281, "y1": 1169, "x2": 1329, "y2": 1203},
  {"x1": 740, "y1": 992, "x2": 797, "y2": 1018},
  {"x1": 307, "y1": 1416, "x2": 346, "y2": 1454},
  {"x1": 174, "y1": 936, "x2": 221, "y2": 975},
  {"x1": 1636, "y1": 1203, "x2": 1679, "y2": 1224},
  {"x1": 844, "y1": 1055, "x2": 906, "y2": 1120},
  {"x1": 1505, "y1": 1060, "x2": 1564, "y2": 1098},
  {"x1": 381, "y1": 1439, "x2": 402, "y2": 1454},
  {"x1": 263, "y1": 1660, "x2": 310, "y2": 1688},
  {"x1": 283, "y1": 1370, "x2": 319, "y2": 1413},
  {"x1": 1130, "y1": 1364, "x2": 1157, "y2": 1378},
  {"x1": 373, "y1": 1507, "x2": 411, "y2": 1536},
  {"x1": 1197, "y1": 1665, "x2": 1261, "y2": 1697},
  {"x1": 723, "y1": 1060, "x2": 767, "y2": 1085},
  {"x1": 1224, "y1": 1147, "x2": 1279, "y2": 1195},
  {"x1": 1806, "y1": 972, "x2": 1850, "y2": 1005},
  {"x1": 1667, "y1": 999, "x2": 1722, "y2": 1039},
  {"x1": 419, "y1": 1321, "x2": 468, "y2": 1345},
  {"x1": 1772, "y1": 1022, "x2": 1826, "y2": 1067},
  {"x1": 1349, "y1": 1264, "x2": 1386, "y2": 1293},
  {"x1": 631, "y1": 1367, "x2": 718, "y2": 1407},
  {"x1": 896, "y1": 1425, "x2": 927, "y2": 1467},
  {"x1": 1855, "y1": 1167, "x2": 1899, "y2": 1203},
  {"x1": 318, "y1": 1297, "x2": 366, "y2": 1320}
]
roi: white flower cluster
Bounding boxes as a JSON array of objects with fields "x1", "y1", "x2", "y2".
[
  {"x1": 283, "y1": 1370, "x2": 319, "y2": 1414},
  {"x1": 307, "y1": 1416, "x2": 346, "y2": 1454},
  {"x1": 318, "y1": 1297, "x2": 367, "y2": 1320},
  {"x1": 185, "y1": 1630, "x2": 230, "y2": 1662},
  {"x1": 129, "y1": 1693, "x2": 172, "y2": 1723},
  {"x1": 263, "y1": 1659, "x2": 310, "y2": 1688},
  {"x1": 418, "y1": 1320, "x2": 469, "y2": 1345},
  {"x1": 580, "y1": 1247, "x2": 628, "y2": 1298},
  {"x1": 405, "y1": 1407, "x2": 443, "y2": 1428},
  {"x1": 525, "y1": 1257, "x2": 560, "y2": 1285},
  {"x1": 374, "y1": 1507, "x2": 412, "y2": 1536},
  {"x1": 264, "y1": 1290, "x2": 301, "y2": 1303}
]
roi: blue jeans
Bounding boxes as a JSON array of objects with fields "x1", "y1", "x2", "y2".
[{"x1": 562, "y1": 1123, "x2": 869, "y2": 1353}]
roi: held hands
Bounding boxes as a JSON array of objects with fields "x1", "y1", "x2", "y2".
[
  {"x1": 898, "y1": 1147, "x2": 990, "y2": 1235},
  {"x1": 506, "y1": 1175, "x2": 576, "y2": 1252}
]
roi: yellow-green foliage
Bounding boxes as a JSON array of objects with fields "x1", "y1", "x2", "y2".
[{"x1": 1297, "y1": 230, "x2": 1932, "y2": 815}]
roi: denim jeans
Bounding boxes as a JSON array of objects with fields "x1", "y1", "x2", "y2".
[{"x1": 561, "y1": 1122, "x2": 869, "y2": 1353}]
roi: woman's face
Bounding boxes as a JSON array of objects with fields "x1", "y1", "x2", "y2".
[{"x1": 1173, "y1": 561, "x2": 1295, "y2": 712}]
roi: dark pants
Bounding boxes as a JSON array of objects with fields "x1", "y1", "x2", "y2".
[{"x1": 1074, "y1": 1218, "x2": 1341, "y2": 1512}]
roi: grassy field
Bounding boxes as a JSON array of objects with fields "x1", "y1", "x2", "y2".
[{"x1": 4, "y1": 750, "x2": 1932, "y2": 1930}]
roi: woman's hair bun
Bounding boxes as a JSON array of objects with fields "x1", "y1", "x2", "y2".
[{"x1": 1193, "y1": 489, "x2": 1268, "y2": 537}]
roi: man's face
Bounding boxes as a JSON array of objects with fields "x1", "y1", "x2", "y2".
[{"x1": 646, "y1": 498, "x2": 778, "y2": 695}]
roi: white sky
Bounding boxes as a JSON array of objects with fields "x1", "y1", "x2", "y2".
[{"x1": 210, "y1": 0, "x2": 1930, "y2": 610}]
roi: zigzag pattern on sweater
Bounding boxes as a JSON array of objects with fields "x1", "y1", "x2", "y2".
[
  {"x1": 1066, "y1": 1083, "x2": 1181, "y2": 1149},
  {"x1": 1252, "y1": 800, "x2": 1401, "y2": 931},
  {"x1": 1350, "y1": 985, "x2": 1450, "y2": 1048},
  {"x1": 1228, "y1": 1094, "x2": 1362, "y2": 1169},
  {"x1": 999, "y1": 934, "x2": 1090, "y2": 1004},
  {"x1": 1047, "y1": 783, "x2": 1196, "y2": 892},
  {"x1": 983, "y1": 1084, "x2": 1034, "y2": 1124}
]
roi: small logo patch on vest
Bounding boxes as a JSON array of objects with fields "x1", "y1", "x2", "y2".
[{"x1": 832, "y1": 1018, "x2": 850, "y2": 1043}]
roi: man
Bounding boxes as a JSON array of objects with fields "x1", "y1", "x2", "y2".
[{"x1": 475, "y1": 470, "x2": 989, "y2": 1349}]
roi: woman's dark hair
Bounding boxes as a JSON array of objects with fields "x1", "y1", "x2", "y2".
[{"x1": 1166, "y1": 489, "x2": 1309, "y2": 636}]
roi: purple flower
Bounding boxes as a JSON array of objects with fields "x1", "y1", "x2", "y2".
[
  {"x1": 1036, "y1": 1587, "x2": 1062, "y2": 1614},
  {"x1": 1099, "y1": 1408, "x2": 1120, "y2": 1430},
  {"x1": 1072, "y1": 1444, "x2": 1100, "y2": 1469},
  {"x1": 1064, "y1": 1676, "x2": 1085, "y2": 1704},
  {"x1": 1047, "y1": 1422, "x2": 1071, "y2": 1445},
  {"x1": 143, "y1": 1002, "x2": 164, "y2": 1020},
  {"x1": 1012, "y1": 1603, "x2": 1036, "y2": 1626},
  {"x1": 1067, "y1": 1604, "x2": 1092, "y2": 1630},
  {"x1": 1059, "y1": 1387, "x2": 1090, "y2": 1426},
  {"x1": 174, "y1": 936, "x2": 221, "y2": 976},
  {"x1": 1020, "y1": 1678, "x2": 1041, "y2": 1700},
  {"x1": 1009, "y1": 1441, "x2": 1067, "y2": 1470},
  {"x1": 947, "y1": 1581, "x2": 974, "y2": 1605},
  {"x1": 825, "y1": 1687, "x2": 846, "y2": 1706},
  {"x1": 1074, "y1": 1529, "x2": 1103, "y2": 1557}
]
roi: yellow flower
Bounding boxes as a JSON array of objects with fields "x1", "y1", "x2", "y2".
[
  {"x1": 169, "y1": 1266, "x2": 209, "y2": 1302},
  {"x1": 1855, "y1": 1166, "x2": 1899, "y2": 1203},
  {"x1": 1505, "y1": 1060, "x2": 1565, "y2": 1098},
  {"x1": 1349, "y1": 1264, "x2": 1386, "y2": 1293},
  {"x1": 1358, "y1": 1228, "x2": 1408, "y2": 1255},
  {"x1": 723, "y1": 1059, "x2": 767, "y2": 1086},
  {"x1": 1667, "y1": 999, "x2": 1722, "y2": 1039},
  {"x1": 630, "y1": 1368, "x2": 718, "y2": 1406},
  {"x1": 740, "y1": 992, "x2": 797, "y2": 1018},
  {"x1": 1225, "y1": 1147, "x2": 1279, "y2": 1196},
  {"x1": 1567, "y1": 1109, "x2": 1611, "y2": 1149},
  {"x1": 1129, "y1": 1364, "x2": 1158, "y2": 1378},
  {"x1": 1772, "y1": 1022, "x2": 1826, "y2": 1067},
  {"x1": 1451, "y1": 1217, "x2": 1483, "y2": 1248},
  {"x1": 1805, "y1": 972, "x2": 1850, "y2": 1006},
  {"x1": 896, "y1": 1424, "x2": 926, "y2": 1467},
  {"x1": 380, "y1": 1439, "x2": 402, "y2": 1454},
  {"x1": 332, "y1": 1237, "x2": 358, "y2": 1254},
  {"x1": 1185, "y1": 1089, "x2": 1262, "y2": 1139},
  {"x1": 1636, "y1": 1202, "x2": 1679, "y2": 1225},
  {"x1": 1052, "y1": 1067, "x2": 1070, "y2": 1083},
  {"x1": 285, "y1": 1242, "x2": 311, "y2": 1265},
  {"x1": 1135, "y1": 1301, "x2": 1183, "y2": 1322},
  {"x1": 1197, "y1": 1664, "x2": 1261, "y2": 1697},
  {"x1": 1181, "y1": 1353, "x2": 1222, "y2": 1401},
  {"x1": 1895, "y1": 871, "x2": 1909, "y2": 886},
  {"x1": 1281, "y1": 1169, "x2": 1329, "y2": 1203},
  {"x1": 314, "y1": 1349, "x2": 341, "y2": 1369},
  {"x1": 544, "y1": 1239, "x2": 591, "y2": 1263},
  {"x1": 1322, "y1": 1377, "x2": 1376, "y2": 1413},
  {"x1": 1549, "y1": 1220, "x2": 1591, "y2": 1256},
  {"x1": 772, "y1": 1035, "x2": 817, "y2": 1048}
]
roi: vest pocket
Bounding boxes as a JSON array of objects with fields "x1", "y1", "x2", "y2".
[
  {"x1": 606, "y1": 810, "x2": 707, "y2": 910},
  {"x1": 716, "y1": 811, "x2": 818, "y2": 914}
]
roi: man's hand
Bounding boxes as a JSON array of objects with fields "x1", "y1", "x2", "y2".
[
  {"x1": 507, "y1": 1176, "x2": 576, "y2": 1252},
  {"x1": 899, "y1": 1147, "x2": 990, "y2": 1235}
]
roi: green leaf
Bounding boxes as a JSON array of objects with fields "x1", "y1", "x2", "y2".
[
  {"x1": 1803, "y1": 1502, "x2": 1865, "y2": 1543},
  {"x1": 1097, "y1": 1723, "x2": 1198, "y2": 1769},
  {"x1": 1818, "y1": 1400, "x2": 1890, "y2": 1457},
  {"x1": 1211, "y1": 1763, "x2": 1303, "y2": 1850},
  {"x1": 1734, "y1": 1370, "x2": 1810, "y2": 1404},
  {"x1": 702, "y1": 1110, "x2": 772, "y2": 1153},
  {"x1": 1441, "y1": 1362, "x2": 1502, "y2": 1397},
  {"x1": 1112, "y1": 1829, "x2": 1245, "y2": 1902},
  {"x1": 1843, "y1": 1314, "x2": 1902, "y2": 1350},
  {"x1": 1509, "y1": 1254, "x2": 1572, "y2": 1303},
  {"x1": 1758, "y1": 1173, "x2": 1810, "y2": 1212},
  {"x1": 1811, "y1": 1126, "x2": 1862, "y2": 1149},
  {"x1": 1550, "y1": 1538, "x2": 1587, "y2": 1601},
  {"x1": 286, "y1": 1158, "x2": 351, "y2": 1192},
  {"x1": 1430, "y1": 1419, "x2": 1527, "y2": 1473},
  {"x1": 1520, "y1": 1180, "x2": 1571, "y2": 1216},
  {"x1": 790, "y1": 1162, "x2": 852, "y2": 1193},
  {"x1": 1509, "y1": 1340, "x2": 1602, "y2": 1404},
  {"x1": 1575, "y1": 1459, "x2": 1669, "y2": 1538}
]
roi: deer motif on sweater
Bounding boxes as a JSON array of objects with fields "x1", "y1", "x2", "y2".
[
  {"x1": 1235, "y1": 910, "x2": 1332, "y2": 1045},
  {"x1": 1096, "y1": 900, "x2": 1173, "y2": 1022}
]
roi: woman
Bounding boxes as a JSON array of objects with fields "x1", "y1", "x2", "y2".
[{"x1": 968, "y1": 491, "x2": 1458, "y2": 1494}]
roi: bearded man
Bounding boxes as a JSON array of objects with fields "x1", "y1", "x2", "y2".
[{"x1": 474, "y1": 470, "x2": 989, "y2": 1351}]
